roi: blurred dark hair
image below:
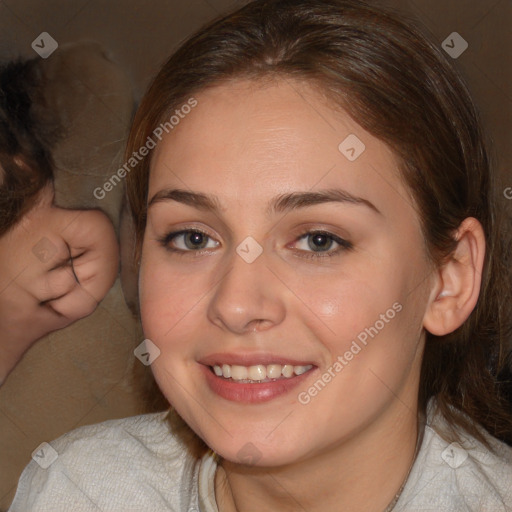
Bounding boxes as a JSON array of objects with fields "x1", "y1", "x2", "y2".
[
  {"x1": 126, "y1": 0, "x2": 512, "y2": 448},
  {"x1": 0, "y1": 58, "x2": 60, "y2": 236}
]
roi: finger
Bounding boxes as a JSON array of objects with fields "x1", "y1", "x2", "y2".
[
  {"x1": 36, "y1": 265, "x2": 78, "y2": 304},
  {"x1": 58, "y1": 208, "x2": 120, "y2": 301},
  {"x1": 45, "y1": 282, "x2": 99, "y2": 321}
]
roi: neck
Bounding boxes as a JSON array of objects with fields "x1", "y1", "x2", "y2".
[{"x1": 215, "y1": 398, "x2": 422, "y2": 512}]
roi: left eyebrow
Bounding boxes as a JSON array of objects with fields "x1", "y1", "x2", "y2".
[{"x1": 147, "y1": 187, "x2": 382, "y2": 217}]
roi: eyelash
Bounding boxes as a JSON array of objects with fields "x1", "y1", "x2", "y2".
[{"x1": 157, "y1": 228, "x2": 353, "y2": 260}]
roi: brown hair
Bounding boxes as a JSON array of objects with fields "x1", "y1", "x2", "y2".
[
  {"x1": 0, "y1": 58, "x2": 61, "y2": 236},
  {"x1": 126, "y1": 0, "x2": 512, "y2": 448}
]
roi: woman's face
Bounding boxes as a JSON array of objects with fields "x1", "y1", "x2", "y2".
[{"x1": 139, "y1": 78, "x2": 434, "y2": 466}]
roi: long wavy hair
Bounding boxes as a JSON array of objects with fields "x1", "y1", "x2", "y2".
[{"x1": 126, "y1": 0, "x2": 512, "y2": 448}]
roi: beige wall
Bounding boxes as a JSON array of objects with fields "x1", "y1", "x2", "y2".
[{"x1": 0, "y1": 0, "x2": 509, "y2": 174}]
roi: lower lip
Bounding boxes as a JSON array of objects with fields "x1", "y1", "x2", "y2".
[{"x1": 200, "y1": 364, "x2": 315, "y2": 403}]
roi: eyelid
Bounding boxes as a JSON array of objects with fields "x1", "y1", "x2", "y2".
[
  {"x1": 158, "y1": 227, "x2": 219, "y2": 255},
  {"x1": 159, "y1": 225, "x2": 353, "y2": 260},
  {"x1": 288, "y1": 230, "x2": 353, "y2": 259}
]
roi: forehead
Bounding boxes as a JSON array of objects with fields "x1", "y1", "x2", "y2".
[{"x1": 148, "y1": 78, "x2": 413, "y2": 219}]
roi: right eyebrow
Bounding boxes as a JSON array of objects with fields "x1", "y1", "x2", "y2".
[{"x1": 147, "y1": 187, "x2": 382, "y2": 217}]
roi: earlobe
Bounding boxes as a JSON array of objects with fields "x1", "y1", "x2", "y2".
[{"x1": 423, "y1": 217, "x2": 486, "y2": 336}]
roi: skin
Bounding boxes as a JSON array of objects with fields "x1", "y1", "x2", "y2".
[
  {"x1": 0, "y1": 182, "x2": 119, "y2": 385},
  {"x1": 139, "y1": 78, "x2": 485, "y2": 511}
]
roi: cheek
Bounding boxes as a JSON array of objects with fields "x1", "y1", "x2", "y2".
[
  {"x1": 139, "y1": 257, "x2": 181, "y2": 339},
  {"x1": 332, "y1": 291, "x2": 423, "y2": 409},
  {"x1": 302, "y1": 266, "x2": 400, "y2": 346},
  {"x1": 301, "y1": 260, "x2": 419, "y2": 388},
  {"x1": 138, "y1": 253, "x2": 212, "y2": 352},
  {"x1": 138, "y1": 258, "x2": 202, "y2": 401}
]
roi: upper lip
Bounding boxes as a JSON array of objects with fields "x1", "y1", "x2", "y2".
[{"x1": 199, "y1": 352, "x2": 316, "y2": 367}]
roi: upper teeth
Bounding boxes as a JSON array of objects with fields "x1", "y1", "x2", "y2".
[{"x1": 212, "y1": 363, "x2": 313, "y2": 381}]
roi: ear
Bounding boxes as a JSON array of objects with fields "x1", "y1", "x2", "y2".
[{"x1": 423, "y1": 217, "x2": 486, "y2": 336}]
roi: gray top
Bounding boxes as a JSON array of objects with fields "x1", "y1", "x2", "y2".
[{"x1": 8, "y1": 401, "x2": 512, "y2": 511}]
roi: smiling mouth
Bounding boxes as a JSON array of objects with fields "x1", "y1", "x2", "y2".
[{"x1": 210, "y1": 363, "x2": 314, "y2": 383}]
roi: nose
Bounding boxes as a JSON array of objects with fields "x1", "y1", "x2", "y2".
[{"x1": 207, "y1": 242, "x2": 286, "y2": 335}]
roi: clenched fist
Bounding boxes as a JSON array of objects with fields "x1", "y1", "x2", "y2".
[{"x1": 0, "y1": 184, "x2": 119, "y2": 385}]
